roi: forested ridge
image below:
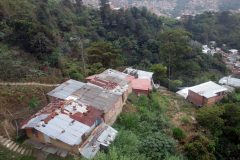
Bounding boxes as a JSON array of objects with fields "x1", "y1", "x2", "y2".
[
  {"x1": 0, "y1": 0, "x2": 231, "y2": 87},
  {"x1": 0, "y1": 1, "x2": 240, "y2": 160}
]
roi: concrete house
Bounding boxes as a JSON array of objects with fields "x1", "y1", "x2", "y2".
[
  {"x1": 188, "y1": 81, "x2": 227, "y2": 107},
  {"x1": 19, "y1": 100, "x2": 104, "y2": 154}
]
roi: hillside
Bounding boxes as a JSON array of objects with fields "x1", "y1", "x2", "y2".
[
  {"x1": 0, "y1": 0, "x2": 230, "y2": 88},
  {"x1": 1, "y1": 1, "x2": 240, "y2": 159}
]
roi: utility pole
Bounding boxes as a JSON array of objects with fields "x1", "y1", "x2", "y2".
[{"x1": 70, "y1": 37, "x2": 86, "y2": 77}]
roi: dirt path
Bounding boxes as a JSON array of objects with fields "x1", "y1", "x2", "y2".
[{"x1": 0, "y1": 82, "x2": 59, "y2": 87}]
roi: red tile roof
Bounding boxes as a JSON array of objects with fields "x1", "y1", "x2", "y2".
[{"x1": 132, "y1": 79, "x2": 152, "y2": 91}]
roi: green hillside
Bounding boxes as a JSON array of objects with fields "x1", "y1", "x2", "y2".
[{"x1": 0, "y1": 0, "x2": 230, "y2": 88}]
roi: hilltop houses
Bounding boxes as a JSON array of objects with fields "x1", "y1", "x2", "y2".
[{"x1": 20, "y1": 68, "x2": 151, "y2": 159}]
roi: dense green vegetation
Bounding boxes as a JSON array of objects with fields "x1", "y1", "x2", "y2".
[
  {"x1": 196, "y1": 88, "x2": 240, "y2": 160},
  {"x1": 82, "y1": 91, "x2": 185, "y2": 160},
  {"x1": 0, "y1": 0, "x2": 229, "y2": 88},
  {"x1": 184, "y1": 11, "x2": 240, "y2": 50}
]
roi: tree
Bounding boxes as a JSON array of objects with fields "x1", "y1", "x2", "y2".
[
  {"x1": 196, "y1": 105, "x2": 225, "y2": 136},
  {"x1": 148, "y1": 64, "x2": 167, "y2": 85},
  {"x1": 159, "y1": 30, "x2": 193, "y2": 78},
  {"x1": 169, "y1": 80, "x2": 182, "y2": 92},
  {"x1": 30, "y1": 32, "x2": 54, "y2": 60},
  {"x1": 87, "y1": 42, "x2": 122, "y2": 68},
  {"x1": 99, "y1": 0, "x2": 111, "y2": 22}
]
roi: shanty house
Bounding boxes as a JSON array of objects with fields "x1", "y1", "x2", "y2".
[
  {"x1": 19, "y1": 100, "x2": 104, "y2": 154},
  {"x1": 188, "y1": 81, "x2": 227, "y2": 107},
  {"x1": 132, "y1": 79, "x2": 152, "y2": 96}
]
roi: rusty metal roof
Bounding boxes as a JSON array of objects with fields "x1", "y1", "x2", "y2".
[{"x1": 19, "y1": 100, "x2": 104, "y2": 146}]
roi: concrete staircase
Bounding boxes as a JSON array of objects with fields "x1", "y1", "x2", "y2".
[{"x1": 0, "y1": 136, "x2": 33, "y2": 156}]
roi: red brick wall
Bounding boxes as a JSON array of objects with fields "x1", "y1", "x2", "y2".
[
  {"x1": 133, "y1": 89, "x2": 149, "y2": 96},
  {"x1": 188, "y1": 90, "x2": 203, "y2": 106},
  {"x1": 188, "y1": 90, "x2": 227, "y2": 107},
  {"x1": 104, "y1": 96, "x2": 123, "y2": 125}
]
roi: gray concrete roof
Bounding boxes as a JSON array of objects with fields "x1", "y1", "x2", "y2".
[
  {"x1": 189, "y1": 81, "x2": 227, "y2": 98},
  {"x1": 73, "y1": 83, "x2": 122, "y2": 113}
]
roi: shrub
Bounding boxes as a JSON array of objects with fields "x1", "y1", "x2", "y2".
[
  {"x1": 235, "y1": 87, "x2": 240, "y2": 93},
  {"x1": 181, "y1": 116, "x2": 190, "y2": 124},
  {"x1": 119, "y1": 113, "x2": 140, "y2": 131},
  {"x1": 172, "y1": 127, "x2": 185, "y2": 141},
  {"x1": 138, "y1": 94, "x2": 149, "y2": 107},
  {"x1": 185, "y1": 135, "x2": 216, "y2": 160},
  {"x1": 140, "y1": 132, "x2": 177, "y2": 159},
  {"x1": 127, "y1": 93, "x2": 138, "y2": 104},
  {"x1": 28, "y1": 96, "x2": 40, "y2": 108}
]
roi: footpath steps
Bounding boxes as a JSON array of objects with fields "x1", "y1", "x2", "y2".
[{"x1": 0, "y1": 135, "x2": 32, "y2": 156}]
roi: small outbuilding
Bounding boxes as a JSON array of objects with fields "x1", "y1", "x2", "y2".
[
  {"x1": 132, "y1": 79, "x2": 152, "y2": 97},
  {"x1": 188, "y1": 81, "x2": 227, "y2": 107}
]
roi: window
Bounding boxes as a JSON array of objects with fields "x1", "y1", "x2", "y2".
[{"x1": 31, "y1": 128, "x2": 38, "y2": 138}]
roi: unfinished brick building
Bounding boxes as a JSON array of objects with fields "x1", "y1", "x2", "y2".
[{"x1": 188, "y1": 81, "x2": 227, "y2": 107}]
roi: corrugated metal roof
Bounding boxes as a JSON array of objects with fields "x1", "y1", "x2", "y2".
[
  {"x1": 46, "y1": 79, "x2": 85, "y2": 99},
  {"x1": 36, "y1": 114, "x2": 90, "y2": 145},
  {"x1": 23, "y1": 114, "x2": 50, "y2": 128},
  {"x1": 97, "y1": 69, "x2": 130, "y2": 86},
  {"x1": 189, "y1": 81, "x2": 227, "y2": 98},
  {"x1": 72, "y1": 84, "x2": 121, "y2": 113},
  {"x1": 20, "y1": 100, "x2": 104, "y2": 145}
]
